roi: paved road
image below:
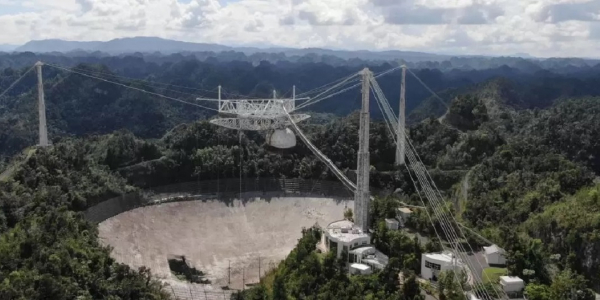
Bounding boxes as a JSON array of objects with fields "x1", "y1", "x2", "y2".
[{"x1": 465, "y1": 251, "x2": 489, "y2": 283}]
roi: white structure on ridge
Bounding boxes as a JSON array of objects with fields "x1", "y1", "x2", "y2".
[
  {"x1": 385, "y1": 218, "x2": 399, "y2": 230},
  {"x1": 500, "y1": 276, "x2": 525, "y2": 299},
  {"x1": 35, "y1": 61, "x2": 49, "y2": 147},
  {"x1": 208, "y1": 85, "x2": 310, "y2": 149},
  {"x1": 322, "y1": 220, "x2": 389, "y2": 271},
  {"x1": 350, "y1": 245, "x2": 389, "y2": 270},
  {"x1": 421, "y1": 251, "x2": 462, "y2": 281},
  {"x1": 323, "y1": 220, "x2": 370, "y2": 258},
  {"x1": 484, "y1": 244, "x2": 507, "y2": 266},
  {"x1": 395, "y1": 65, "x2": 407, "y2": 165},
  {"x1": 350, "y1": 263, "x2": 372, "y2": 275},
  {"x1": 354, "y1": 68, "x2": 372, "y2": 232}
]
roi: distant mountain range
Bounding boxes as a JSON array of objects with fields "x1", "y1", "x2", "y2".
[
  {"x1": 15, "y1": 36, "x2": 454, "y2": 62},
  {"x1": 0, "y1": 44, "x2": 17, "y2": 52}
]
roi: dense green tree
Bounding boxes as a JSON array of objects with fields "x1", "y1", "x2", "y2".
[
  {"x1": 437, "y1": 270, "x2": 467, "y2": 300},
  {"x1": 525, "y1": 283, "x2": 551, "y2": 300},
  {"x1": 445, "y1": 95, "x2": 489, "y2": 131},
  {"x1": 549, "y1": 269, "x2": 595, "y2": 300},
  {"x1": 402, "y1": 273, "x2": 423, "y2": 300}
]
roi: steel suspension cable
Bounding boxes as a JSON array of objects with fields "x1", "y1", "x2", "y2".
[
  {"x1": 0, "y1": 66, "x2": 35, "y2": 99},
  {"x1": 370, "y1": 80, "x2": 472, "y2": 298},
  {"x1": 370, "y1": 77, "x2": 504, "y2": 299},
  {"x1": 283, "y1": 107, "x2": 357, "y2": 192},
  {"x1": 45, "y1": 63, "x2": 220, "y2": 112},
  {"x1": 295, "y1": 74, "x2": 359, "y2": 110}
]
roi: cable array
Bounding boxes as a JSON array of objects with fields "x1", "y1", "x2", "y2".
[
  {"x1": 295, "y1": 74, "x2": 360, "y2": 110},
  {"x1": 283, "y1": 106, "x2": 357, "y2": 192},
  {"x1": 45, "y1": 63, "x2": 221, "y2": 112},
  {"x1": 370, "y1": 77, "x2": 504, "y2": 300},
  {"x1": 54, "y1": 65, "x2": 222, "y2": 96},
  {"x1": 406, "y1": 68, "x2": 449, "y2": 110},
  {"x1": 293, "y1": 65, "x2": 404, "y2": 112},
  {"x1": 0, "y1": 66, "x2": 35, "y2": 99}
]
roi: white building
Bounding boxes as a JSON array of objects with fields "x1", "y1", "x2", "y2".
[
  {"x1": 421, "y1": 251, "x2": 461, "y2": 281},
  {"x1": 323, "y1": 220, "x2": 370, "y2": 258},
  {"x1": 500, "y1": 276, "x2": 525, "y2": 299},
  {"x1": 323, "y1": 220, "x2": 389, "y2": 271},
  {"x1": 483, "y1": 244, "x2": 507, "y2": 266},
  {"x1": 397, "y1": 207, "x2": 413, "y2": 227},
  {"x1": 350, "y1": 246, "x2": 389, "y2": 271},
  {"x1": 350, "y1": 263, "x2": 372, "y2": 275},
  {"x1": 385, "y1": 218, "x2": 399, "y2": 230}
]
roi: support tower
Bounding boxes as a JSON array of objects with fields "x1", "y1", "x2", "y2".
[
  {"x1": 35, "y1": 61, "x2": 49, "y2": 147},
  {"x1": 395, "y1": 65, "x2": 406, "y2": 165},
  {"x1": 354, "y1": 68, "x2": 372, "y2": 232}
]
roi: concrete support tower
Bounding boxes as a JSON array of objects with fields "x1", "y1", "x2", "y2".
[
  {"x1": 35, "y1": 61, "x2": 49, "y2": 147},
  {"x1": 395, "y1": 65, "x2": 407, "y2": 165},
  {"x1": 354, "y1": 68, "x2": 372, "y2": 232}
]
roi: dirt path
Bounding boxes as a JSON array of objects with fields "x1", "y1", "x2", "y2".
[{"x1": 456, "y1": 168, "x2": 473, "y2": 216}]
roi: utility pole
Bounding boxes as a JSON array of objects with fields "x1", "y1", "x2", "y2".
[
  {"x1": 228, "y1": 260, "x2": 231, "y2": 286},
  {"x1": 35, "y1": 61, "x2": 49, "y2": 147},
  {"x1": 354, "y1": 68, "x2": 371, "y2": 232},
  {"x1": 218, "y1": 85, "x2": 222, "y2": 111},
  {"x1": 242, "y1": 267, "x2": 245, "y2": 291},
  {"x1": 395, "y1": 65, "x2": 407, "y2": 165},
  {"x1": 258, "y1": 256, "x2": 261, "y2": 280},
  {"x1": 292, "y1": 85, "x2": 296, "y2": 110}
]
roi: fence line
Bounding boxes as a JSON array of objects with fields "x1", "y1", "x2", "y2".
[
  {"x1": 168, "y1": 285, "x2": 235, "y2": 300},
  {"x1": 84, "y1": 178, "x2": 383, "y2": 223}
]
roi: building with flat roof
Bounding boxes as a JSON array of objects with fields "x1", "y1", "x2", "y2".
[
  {"x1": 385, "y1": 218, "x2": 399, "y2": 230},
  {"x1": 349, "y1": 246, "x2": 389, "y2": 271},
  {"x1": 421, "y1": 251, "x2": 462, "y2": 281},
  {"x1": 322, "y1": 220, "x2": 389, "y2": 271},
  {"x1": 323, "y1": 220, "x2": 371, "y2": 258},
  {"x1": 350, "y1": 263, "x2": 372, "y2": 275},
  {"x1": 500, "y1": 276, "x2": 524, "y2": 299}
]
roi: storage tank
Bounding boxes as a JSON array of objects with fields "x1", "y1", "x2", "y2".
[{"x1": 267, "y1": 128, "x2": 296, "y2": 149}]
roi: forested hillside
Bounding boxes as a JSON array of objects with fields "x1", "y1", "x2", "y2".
[
  {"x1": 1, "y1": 53, "x2": 600, "y2": 299},
  {"x1": 3, "y1": 53, "x2": 600, "y2": 163}
]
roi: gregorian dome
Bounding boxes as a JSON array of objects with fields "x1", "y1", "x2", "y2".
[{"x1": 267, "y1": 128, "x2": 297, "y2": 149}]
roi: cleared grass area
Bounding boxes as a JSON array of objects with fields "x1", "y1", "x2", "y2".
[{"x1": 482, "y1": 267, "x2": 507, "y2": 284}]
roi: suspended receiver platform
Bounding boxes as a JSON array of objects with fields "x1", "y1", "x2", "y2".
[{"x1": 208, "y1": 92, "x2": 310, "y2": 149}]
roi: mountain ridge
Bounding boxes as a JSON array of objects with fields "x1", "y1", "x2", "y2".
[{"x1": 15, "y1": 36, "x2": 457, "y2": 62}]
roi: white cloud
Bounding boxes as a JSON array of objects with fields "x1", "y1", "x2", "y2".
[
  {"x1": 0, "y1": 0, "x2": 598, "y2": 57},
  {"x1": 532, "y1": 0, "x2": 600, "y2": 23}
]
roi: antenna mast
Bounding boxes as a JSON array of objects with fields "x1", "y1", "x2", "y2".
[
  {"x1": 35, "y1": 61, "x2": 49, "y2": 147},
  {"x1": 395, "y1": 65, "x2": 406, "y2": 165}
]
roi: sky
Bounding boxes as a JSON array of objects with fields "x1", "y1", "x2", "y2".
[{"x1": 0, "y1": 0, "x2": 598, "y2": 57}]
